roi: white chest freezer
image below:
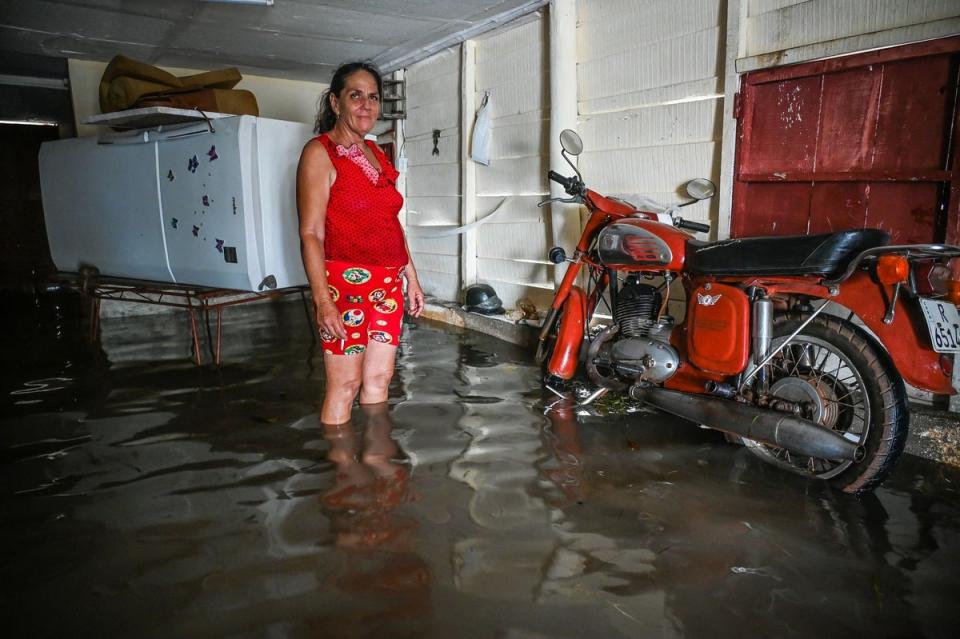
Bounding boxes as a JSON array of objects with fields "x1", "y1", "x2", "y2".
[{"x1": 39, "y1": 115, "x2": 313, "y2": 291}]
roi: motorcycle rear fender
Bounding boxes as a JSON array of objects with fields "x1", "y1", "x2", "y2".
[
  {"x1": 765, "y1": 272, "x2": 954, "y2": 395},
  {"x1": 548, "y1": 286, "x2": 587, "y2": 380}
]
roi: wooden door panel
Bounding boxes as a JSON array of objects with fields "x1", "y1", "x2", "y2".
[
  {"x1": 817, "y1": 68, "x2": 882, "y2": 173},
  {"x1": 732, "y1": 183, "x2": 811, "y2": 237},
  {"x1": 867, "y1": 183, "x2": 939, "y2": 244},
  {"x1": 809, "y1": 183, "x2": 868, "y2": 234},
  {"x1": 874, "y1": 55, "x2": 952, "y2": 172},
  {"x1": 740, "y1": 76, "x2": 822, "y2": 175},
  {"x1": 732, "y1": 37, "x2": 959, "y2": 242}
]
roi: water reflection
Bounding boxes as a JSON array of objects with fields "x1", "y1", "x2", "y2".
[
  {"x1": 530, "y1": 396, "x2": 960, "y2": 637},
  {"x1": 320, "y1": 404, "x2": 430, "y2": 635},
  {"x1": 322, "y1": 404, "x2": 413, "y2": 526}
]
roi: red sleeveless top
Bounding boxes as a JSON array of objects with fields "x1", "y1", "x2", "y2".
[{"x1": 317, "y1": 133, "x2": 408, "y2": 267}]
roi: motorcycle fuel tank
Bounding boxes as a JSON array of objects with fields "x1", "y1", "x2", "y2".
[
  {"x1": 597, "y1": 219, "x2": 690, "y2": 271},
  {"x1": 686, "y1": 283, "x2": 750, "y2": 375}
]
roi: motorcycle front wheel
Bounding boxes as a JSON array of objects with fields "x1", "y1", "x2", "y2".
[{"x1": 742, "y1": 313, "x2": 909, "y2": 493}]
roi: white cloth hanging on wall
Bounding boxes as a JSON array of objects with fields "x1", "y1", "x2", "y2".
[
  {"x1": 470, "y1": 91, "x2": 491, "y2": 165},
  {"x1": 406, "y1": 197, "x2": 508, "y2": 238}
]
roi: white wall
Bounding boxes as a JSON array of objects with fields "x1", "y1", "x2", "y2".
[
  {"x1": 68, "y1": 59, "x2": 327, "y2": 137},
  {"x1": 742, "y1": 0, "x2": 960, "y2": 70},
  {"x1": 402, "y1": 17, "x2": 553, "y2": 312},
  {"x1": 577, "y1": 0, "x2": 722, "y2": 224},
  {"x1": 473, "y1": 17, "x2": 554, "y2": 309},
  {"x1": 577, "y1": 0, "x2": 724, "y2": 318},
  {"x1": 403, "y1": 48, "x2": 462, "y2": 303}
]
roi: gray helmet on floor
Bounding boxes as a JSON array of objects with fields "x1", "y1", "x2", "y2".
[{"x1": 463, "y1": 283, "x2": 504, "y2": 315}]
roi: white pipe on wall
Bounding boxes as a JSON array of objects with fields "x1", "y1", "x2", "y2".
[
  {"x1": 461, "y1": 41, "x2": 478, "y2": 291},
  {"x1": 548, "y1": 0, "x2": 579, "y2": 287},
  {"x1": 393, "y1": 68, "x2": 408, "y2": 229},
  {"x1": 718, "y1": 0, "x2": 747, "y2": 242}
]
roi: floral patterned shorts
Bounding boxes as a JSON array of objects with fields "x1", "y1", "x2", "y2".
[{"x1": 322, "y1": 260, "x2": 406, "y2": 356}]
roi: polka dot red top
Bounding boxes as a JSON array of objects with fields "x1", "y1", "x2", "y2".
[{"x1": 318, "y1": 133, "x2": 409, "y2": 267}]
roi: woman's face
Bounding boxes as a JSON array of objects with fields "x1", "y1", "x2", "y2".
[{"x1": 331, "y1": 70, "x2": 380, "y2": 136}]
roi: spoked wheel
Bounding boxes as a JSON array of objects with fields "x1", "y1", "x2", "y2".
[{"x1": 742, "y1": 314, "x2": 909, "y2": 493}]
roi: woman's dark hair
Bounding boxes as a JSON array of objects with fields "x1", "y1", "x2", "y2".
[{"x1": 314, "y1": 61, "x2": 384, "y2": 134}]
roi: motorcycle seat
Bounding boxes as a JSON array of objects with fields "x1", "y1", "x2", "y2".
[{"x1": 686, "y1": 229, "x2": 890, "y2": 277}]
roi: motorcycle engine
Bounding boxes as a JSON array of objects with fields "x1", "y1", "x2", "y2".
[
  {"x1": 615, "y1": 278, "x2": 662, "y2": 338},
  {"x1": 589, "y1": 276, "x2": 680, "y2": 388}
]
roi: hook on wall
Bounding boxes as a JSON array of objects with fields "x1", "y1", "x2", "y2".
[{"x1": 432, "y1": 129, "x2": 441, "y2": 156}]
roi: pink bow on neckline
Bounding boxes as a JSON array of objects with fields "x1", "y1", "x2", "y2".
[
  {"x1": 334, "y1": 142, "x2": 365, "y2": 159},
  {"x1": 335, "y1": 142, "x2": 381, "y2": 185}
]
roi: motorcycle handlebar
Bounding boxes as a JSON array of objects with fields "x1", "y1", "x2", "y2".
[
  {"x1": 548, "y1": 170, "x2": 572, "y2": 187},
  {"x1": 548, "y1": 170, "x2": 582, "y2": 196},
  {"x1": 677, "y1": 218, "x2": 711, "y2": 233}
]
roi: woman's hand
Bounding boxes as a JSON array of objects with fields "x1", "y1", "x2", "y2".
[
  {"x1": 406, "y1": 279, "x2": 425, "y2": 318},
  {"x1": 316, "y1": 297, "x2": 346, "y2": 340}
]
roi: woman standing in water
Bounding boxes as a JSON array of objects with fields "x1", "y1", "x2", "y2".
[{"x1": 298, "y1": 61, "x2": 424, "y2": 424}]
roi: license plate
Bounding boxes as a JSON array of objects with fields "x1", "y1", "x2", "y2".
[{"x1": 919, "y1": 298, "x2": 960, "y2": 353}]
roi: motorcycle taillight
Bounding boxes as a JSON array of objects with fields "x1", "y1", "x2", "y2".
[{"x1": 915, "y1": 258, "x2": 960, "y2": 305}]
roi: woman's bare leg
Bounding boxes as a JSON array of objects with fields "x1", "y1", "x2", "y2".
[
  {"x1": 358, "y1": 341, "x2": 398, "y2": 405},
  {"x1": 321, "y1": 352, "x2": 364, "y2": 424}
]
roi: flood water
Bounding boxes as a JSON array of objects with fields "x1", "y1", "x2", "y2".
[{"x1": 3, "y1": 298, "x2": 960, "y2": 638}]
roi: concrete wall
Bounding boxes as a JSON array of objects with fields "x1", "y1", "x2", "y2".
[
  {"x1": 68, "y1": 59, "x2": 327, "y2": 137},
  {"x1": 401, "y1": 5, "x2": 725, "y2": 315}
]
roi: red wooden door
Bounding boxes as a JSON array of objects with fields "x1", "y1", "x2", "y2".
[{"x1": 732, "y1": 37, "x2": 960, "y2": 245}]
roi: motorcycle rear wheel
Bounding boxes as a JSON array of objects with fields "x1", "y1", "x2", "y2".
[{"x1": 742, "y1": 313, "x2": 909, "y2": 493}]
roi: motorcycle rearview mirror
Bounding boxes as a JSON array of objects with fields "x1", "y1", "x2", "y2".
[
  {"x1": 559, "y1": 129, "x2": 583, "y2": 156},
  {"x1": 558, "y1": 129, "x2": 583, "y2": 181},
  {"x1": 685, "y1": 178, "x2": 716, "y2": 201}
]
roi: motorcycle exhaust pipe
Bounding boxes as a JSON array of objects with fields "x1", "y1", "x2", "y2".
[{"x1": 629, "y1": 385, "x2": 865, "y2": 462}]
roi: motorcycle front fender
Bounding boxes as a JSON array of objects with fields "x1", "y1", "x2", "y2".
[{"x1": 547, "y1": 286, "x2": 587, "y2": 380}]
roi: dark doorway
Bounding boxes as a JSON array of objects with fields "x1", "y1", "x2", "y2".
[
  {"x1": 0, "y1": 123, "x2": 59, "y2": 288},
  {"x1": 0, "y1": 52, "x2": 74, "y2": 289}
]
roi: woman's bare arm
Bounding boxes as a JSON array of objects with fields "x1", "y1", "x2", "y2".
[
  {"x1": 297, "y1": 139, "x2": 346, "y2": 339},
  {"x1": 402, "y1": 233, "x2": 424, "y2": 317}
]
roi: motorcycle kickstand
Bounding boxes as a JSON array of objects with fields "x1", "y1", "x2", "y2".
[
  {"x1": 577, "y1": 387, "x2": 609, "y2": 407},
  {"x1": 546, "y1": 383, "x2": 573, "y2": 400}
]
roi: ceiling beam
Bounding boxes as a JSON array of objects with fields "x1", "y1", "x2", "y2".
[{"x1": 374, "y1": 0, "x2": 548, "y2": 73}]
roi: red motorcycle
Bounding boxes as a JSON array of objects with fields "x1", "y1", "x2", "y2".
[{"x1": 537, "y1": 129, "x2": 960, "y2": 493}]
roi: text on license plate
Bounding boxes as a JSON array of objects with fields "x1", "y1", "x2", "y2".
[{"x1": 919, "y1": 298, "x2": 960, "y2": 353}]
